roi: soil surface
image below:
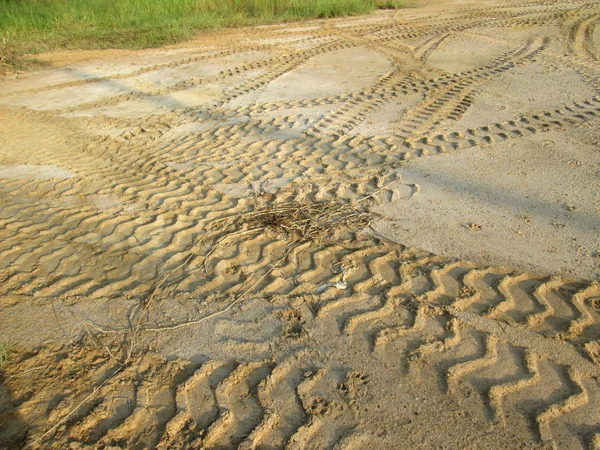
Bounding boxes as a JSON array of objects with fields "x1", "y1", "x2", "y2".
[{"x1": 1, "y1": 0, "x2": 600, "y2": 449}]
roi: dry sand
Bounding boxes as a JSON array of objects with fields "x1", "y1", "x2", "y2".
[{"x1": 1, "y1": 0, "x2": 600, "y2": 449}]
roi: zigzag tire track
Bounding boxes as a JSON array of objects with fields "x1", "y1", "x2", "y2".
[{"x1": 2, "y1": 242, "x2": 599, "y2": 449}]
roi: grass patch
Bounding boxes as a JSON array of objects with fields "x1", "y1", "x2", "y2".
[
  {"x1": 0, "y1": 0, "x2": 406, "y2": 70},
  {"x1": 0, "y1": 342, "x2": 14, "y2": 368}
]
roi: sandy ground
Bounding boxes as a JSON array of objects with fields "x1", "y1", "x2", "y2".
[{"x1": 1, "y1": 0, "x2": 600, "y2": 448}]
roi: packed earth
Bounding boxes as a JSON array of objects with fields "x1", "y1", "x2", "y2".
[{"x1": 1, "y1": 0, "x2": 600, "y2": 448}]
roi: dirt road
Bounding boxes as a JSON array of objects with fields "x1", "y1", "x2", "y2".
[{"x1": 1, "y1": 0, "x2": 600, "y2": 448}]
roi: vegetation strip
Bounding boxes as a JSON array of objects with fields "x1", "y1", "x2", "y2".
[{"x1": 0, "y1": 0, "x2": 405, "y2": 71}]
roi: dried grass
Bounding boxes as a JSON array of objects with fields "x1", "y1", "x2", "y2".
[
  {"x1": 207, "y1": 198, "x2": 372, "y2": 249},
  {"x1": 0, "y1": 37, "x2": 17, "y2": 72}
]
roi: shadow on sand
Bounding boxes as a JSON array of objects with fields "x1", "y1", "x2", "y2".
[{"x1": 0, "y1": 369, "x2": 27, "y2": 450}]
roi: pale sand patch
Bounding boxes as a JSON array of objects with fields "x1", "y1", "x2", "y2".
[
  {"x1": 62, "y1": 69, "x2": 268, "y2": 118},
  {"x1": 428, "y1": 34, "x2": 513, "y2": 74},
  {"x1": 0, "y1": 50, "x2": 222, "y2": 96},
  {"x1": 2, "y1": 80, "x2": 135, "y2": 110},
  {"x1": 0, "y1": 164, "x2": 75, "y2": 179},
  {"x1": 256, "y1": 46, "x2": 393, "y2": 102},
  {"x1": 116, "y1": 51, "x2": 273, "y2": 91},
  {"x1": 49, "y1": 193, "x2": 131, "y2": 211},
  {"x1": 252, "y1": 104, "x2": 339, "y2": 121},
  {"x1": 288, "y1": 36, "x2": 340, "y2": 50},
  {"x1": 372, "y1": 127, "x2": 600, "y2": 279},
  {"x1": 453, "y1": 62, "x2": 596, "y2": 130},
  {"x1": 349, "y1": 93, "x2": 423, "y2": 136},
  {"x1": 2, "y1": 53, "x2": 273, "y2": 111},
  {"x1": 463, "y1": 25, "x2": 562, "y2": 45}
]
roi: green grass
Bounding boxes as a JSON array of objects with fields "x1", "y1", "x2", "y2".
[
  {"x1": 0, "y1": 0, "x2": 405, "y2": 70},
  {"x1": 0, "y1": 342, "x2": 13, "y2": 368}
]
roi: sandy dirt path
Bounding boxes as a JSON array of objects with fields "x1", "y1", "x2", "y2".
[{"x1": 1, "y1": 0, "x2": 600, "y2": 448}]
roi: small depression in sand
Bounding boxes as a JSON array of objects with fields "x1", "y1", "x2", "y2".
[{"x1": 255, "y1": 46, "x2": 393, "y2": 102}]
